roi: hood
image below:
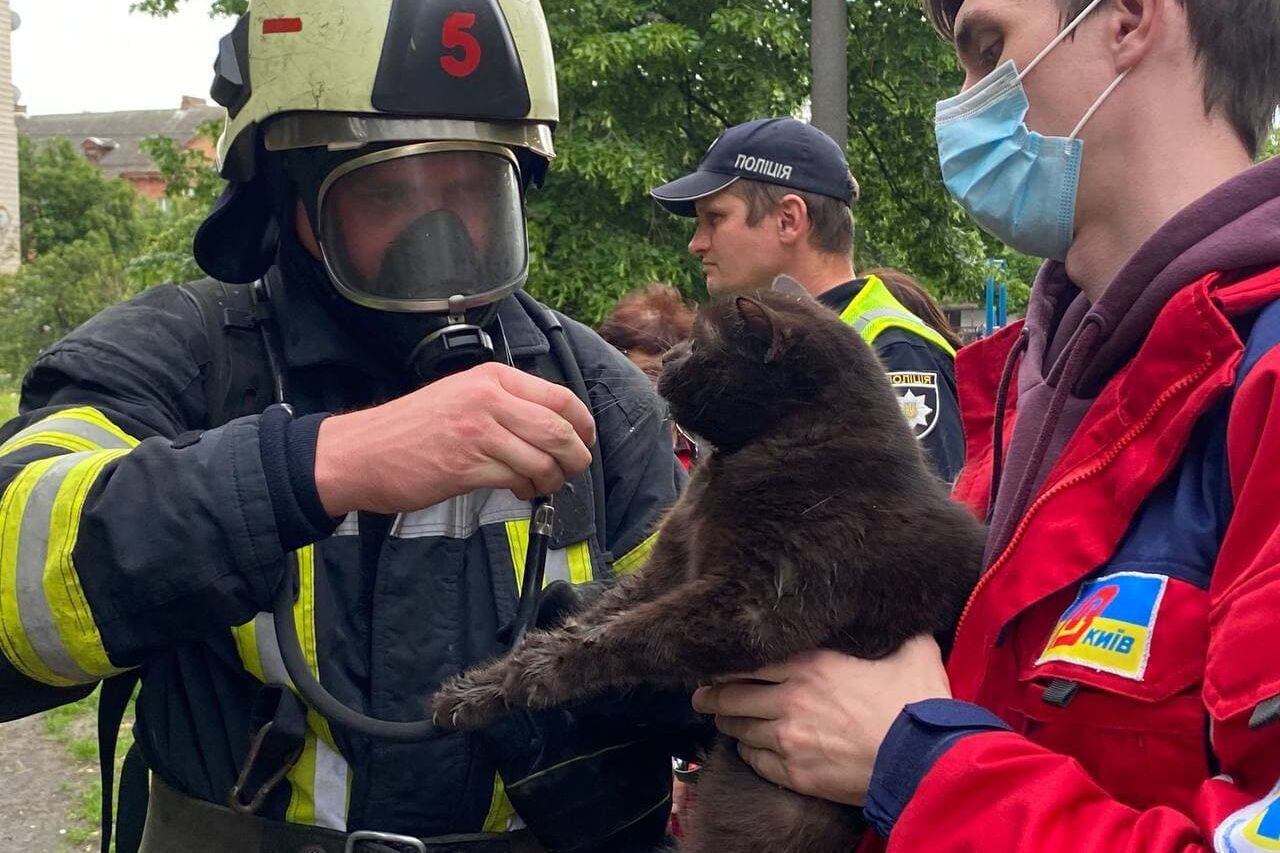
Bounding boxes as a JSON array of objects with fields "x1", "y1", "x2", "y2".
[
  {"x1": 984, "y1": 155, "x2": 1280, "y2": 563},
  {"x1": 1031, "y1": 155, "x2": 1280, "y2": 397}
]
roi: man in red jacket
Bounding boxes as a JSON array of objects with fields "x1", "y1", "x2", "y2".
[{"x1": 692, "y1": 0, "x2": 1280, "y2": 850}]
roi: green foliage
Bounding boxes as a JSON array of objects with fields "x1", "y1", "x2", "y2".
[
  {"x1": 19, "y1": 137, "x2": 144, "y2": 259},
  {"x1": 2, "y1": 122, "x2": 226, "y2": 382},
  {"x1": 0, "y1": 234, "x2": 140, "y2": 381},
  {"x1": 130, "y1": 121, "x2": 227, "y2": 288},
  {"x1": 0, "y1": 137, "x2": 178, "y2": 381},
  {"x1": 1261, "y1": 127, "x2": 1280, "y2": 162},
  {"x1": 131, "y1": 0, "x2": 1036, "y2": 323},
  {"x1": 130, "y1": 0, "x2": 246, "y2": 16}
]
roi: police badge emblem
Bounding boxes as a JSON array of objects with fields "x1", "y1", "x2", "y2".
[{"x1": 888, "y1": 371, "x2": 940, "y2": 439}]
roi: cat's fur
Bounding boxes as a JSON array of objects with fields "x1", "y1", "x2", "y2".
[{"x1": 432, "y1": 290, "x2": 985, "y2": 853}]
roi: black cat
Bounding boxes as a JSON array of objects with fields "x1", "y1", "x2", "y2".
[{"x1": 433, "y1": 288, "x2": 985, "y2": 853}]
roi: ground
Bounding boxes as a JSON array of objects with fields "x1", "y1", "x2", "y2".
[
  {"x1": 0, "y1": 689, "x2": 129, "y2": 852},
  {"x1": 0, "y1": 712, "x2": 97, "y2": 852}
]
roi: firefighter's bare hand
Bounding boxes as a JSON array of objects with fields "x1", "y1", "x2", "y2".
[{"x1": 314, "y1": 362, "x2": 596, "y2": 516}]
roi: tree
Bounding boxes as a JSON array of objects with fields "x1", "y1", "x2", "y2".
[
  {"x1": 19, "y1": 137, "x2": 144, "y2": 260},
  {"x1": 0, "y1": 236, "x2": 135, "y2": 380},
  {"x1": 1261, "y1": 128, "x2": 1280, "y2": 162},
  {"x1": 136, "y1": 0, "x2": 1034, "y2": 321},
  {"x1": 131, "y1": 0, "x2": 246, "y2": 15},
  {"x1": 1, "y1": 126, "x2": 222, "y2": 380},
  {"x1": 0, "y1": 138, "x2": 154, "y2": 379},
  {"x1": 129, "y1": 121, "x2": 227, "y2": 287}
]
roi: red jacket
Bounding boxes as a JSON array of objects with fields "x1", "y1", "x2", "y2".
[{"x1": 865, "y1": 267, "x2": 1280, "y2": 851}]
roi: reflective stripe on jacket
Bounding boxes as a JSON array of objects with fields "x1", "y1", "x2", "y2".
[{"x1": 0, "y1": 270, "x2": 678, "y2": 839}]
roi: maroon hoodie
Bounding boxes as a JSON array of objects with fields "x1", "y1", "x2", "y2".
[{"x1": 985, "y1": 155, "x2": 1280, "y2": 562}]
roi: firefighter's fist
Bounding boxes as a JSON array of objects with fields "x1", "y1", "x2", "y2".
[{"x1": 314, "y1": 361, "x2": 595, "y2": 516}]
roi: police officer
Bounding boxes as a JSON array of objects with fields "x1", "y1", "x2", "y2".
[
  {"x1": 0, "y1": 2, "x2": 684, "y2": 851},
  {"x1": 650, "y1": 118, "x2": 965, "y2": 481}
]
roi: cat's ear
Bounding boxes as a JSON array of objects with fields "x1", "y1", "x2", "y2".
[
  {"x1": 770, "y1": 274, "x2": 810, "y2": 300},
  {"x1": 735, "y1": 296, "x2": 785, "y2": 363}
]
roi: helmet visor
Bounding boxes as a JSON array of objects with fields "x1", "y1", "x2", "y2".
[{"x1": 317, "y1": 143, "x2": 527, "y2": 312}]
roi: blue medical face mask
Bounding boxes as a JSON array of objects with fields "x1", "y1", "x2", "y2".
[{"x1": 934, "y1": 0, "x2": 1128, "y2": 261}]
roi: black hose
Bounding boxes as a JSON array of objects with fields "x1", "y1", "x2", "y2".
[
  {"x1": 273, "y1": 554, "x2": 446, "y2": 742},
  {"x1": 260, "y1": 286, "x2": 581, "y2": 741},
  {"x1": 513, "y1": 498, "x2": 555, "y2": 644},
  {"x1": 534, "y1": 301, "x2": 609, "y2": 555},
  {"x1": 273, "y1": 499, "x2": 558, "y2": 740}
]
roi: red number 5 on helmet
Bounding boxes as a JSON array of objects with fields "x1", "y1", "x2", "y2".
[{"x1": 441, "y1": 12, "x2": 482, "y2": 78}]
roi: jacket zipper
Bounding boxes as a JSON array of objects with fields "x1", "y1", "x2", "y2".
[{"x1": 954, "y1": 356, "x2": 1218, "y2": 644}]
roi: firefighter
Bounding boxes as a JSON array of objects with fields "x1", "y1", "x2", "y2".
[{"x1": 0, "y1": 2, "x2": 686, "y2": 850}]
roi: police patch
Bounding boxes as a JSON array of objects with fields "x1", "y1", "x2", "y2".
[
  {"x1": 1037, "y1": 572, "x2": 1168, "y2": 680},
  {"x1": 887, "y1": 371, "x2": 940, "y2": 439},
  {"x1": 1215, "y1": 777, "x2": 1280, "y2": 852}
]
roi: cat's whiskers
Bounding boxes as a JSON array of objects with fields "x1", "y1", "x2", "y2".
[{"x1": 800, "y1": 496, "x2": 834, "y2": 516}]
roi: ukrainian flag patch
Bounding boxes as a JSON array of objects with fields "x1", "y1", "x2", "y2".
[
  {"x1": 1215, "y1": 777, "x2": 1280, "y2": 852},
  {"x1": 1036, "y1": 571, "x2": 1168, "y2": 680}
]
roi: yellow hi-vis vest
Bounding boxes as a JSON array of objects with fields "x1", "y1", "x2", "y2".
[{"x1": 837, "y1": 275, "x2": 957, "y2": 358}]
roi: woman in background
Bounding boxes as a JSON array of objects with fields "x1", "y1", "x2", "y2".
[{"x1": 598, "y1": 283, "x2": 699, "y2": 470}]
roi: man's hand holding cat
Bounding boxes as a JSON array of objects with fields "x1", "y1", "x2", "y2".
[
  {"x1": 692, "y1": 635, "x2": 950, "y2": 806},
  {"x1": 315, "y1": 362, "x2": 596, "y2": 516}
]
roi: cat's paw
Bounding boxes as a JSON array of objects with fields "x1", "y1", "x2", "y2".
[
  {"x1": 503, "y1": 639, "x2": 577, "y2": 710},
  {"x1": 579, "y1": 621, "x2": 611, "y2": 647},
  {"x1": 431, "y1": 671, "x2": 509, "y2": 730}
]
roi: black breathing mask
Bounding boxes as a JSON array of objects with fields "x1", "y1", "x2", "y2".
[{"x1": 285, "y1": 141, "x2": 530, "y2": 381}]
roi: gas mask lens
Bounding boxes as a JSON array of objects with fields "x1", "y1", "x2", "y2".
[{"x1": 316, "y1": 143, "x2": 527, "y2": 312}]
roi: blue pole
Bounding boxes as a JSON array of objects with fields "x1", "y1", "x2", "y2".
[
  {"x1": 999, "y1": 283, "x2": 1008, "y2": 327},
  {"x1": 985, "y1": 275, "x2": 995, "y2": 336}
]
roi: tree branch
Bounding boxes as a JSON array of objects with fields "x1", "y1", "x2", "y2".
[
  {"x1": 853, "y1": 124, "x2": 933, "y2": 219},
  {"x1": 682, "y1": 81, "x2": 731, "y2": 128}
]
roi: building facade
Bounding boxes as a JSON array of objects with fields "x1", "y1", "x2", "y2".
[{"x1": 18, "y1": 98, "x2": 224, "y2": 201}]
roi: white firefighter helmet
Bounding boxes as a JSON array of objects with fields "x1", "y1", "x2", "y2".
[
  {"x1": 198, "y1": 0, "x2": 559, "y2": 310},
  {"x1": 210, "y1": 0, "x2": 557, "y2": 182}
]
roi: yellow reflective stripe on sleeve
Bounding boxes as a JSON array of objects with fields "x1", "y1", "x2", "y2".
[
  {"x1": 44, "y1": 450, "x2": 129, "y2": 678},
  {"x1": 482, "y1": 774, "x2": 519, "y2": 833},
  {"x1": 2, "y1": 434, "x2": 101, "y2": 456},
  {"x1": 0, "y1": 456, "x2": 75, "y2": 685},
  {"x1": 613, "y1": 531, "x2": 658, "y2": 576},
  {"x1": 0, "y1": 450, "x2": 130, "y2": 685},
  {"x1": 0, "y1": 407, "x2": 139, "y2": 458}
]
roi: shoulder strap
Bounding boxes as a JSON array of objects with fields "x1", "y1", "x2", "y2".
[
  {"x1": 178, "y1": 278, "x2": 278, "y2": 425},
  {"x1": 98, "y1": 670, "x2": 142, "y2": 853}
]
